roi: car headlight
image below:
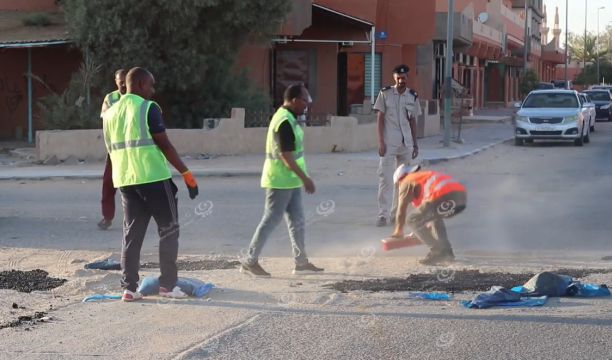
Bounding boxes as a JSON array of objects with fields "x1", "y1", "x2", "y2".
[
  {"x1": 563, "y1": 115, "x2": 579, "y2": 124},
  {"x1": 601, "y1": 104, "x2": 611, "y2": 110},
  {"x1": 515, "y1": 116, "x2": 529, "y2": 122}
]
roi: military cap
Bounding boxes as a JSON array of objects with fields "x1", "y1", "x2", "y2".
[{"x1": 392, "y1": 64, "x2": 410, "y2": 75}]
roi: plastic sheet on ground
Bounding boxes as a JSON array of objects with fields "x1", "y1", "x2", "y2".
[
  {"x1": 84, "y1": 258, "x2": 121, "y2": 271},
  {"x1": 407, "y1": 292, "x2": 452, "y2": 301},
  {"x1": 137, "y1": 276, "x2": 214, "y2": 297},
  {"x1": 82, "y1": 294, "x2": 122, "y2": 302},
  {"x1": 461, "y1": 286, "x2": 548, "y2": 309}
]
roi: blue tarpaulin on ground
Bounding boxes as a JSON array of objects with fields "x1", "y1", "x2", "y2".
[
  {"x1": 463, "y1": 272, "x2": 610, "y2": 309},
  {"x1": 461, "y1": 286, "x2": 548, "y2": 309},
  {"x1": 82, "y1": 294, "x2": 122, "y2": 302},
  {"x1": 407, "y1": 292, "x2": 452, "y2": 301},
  {"x1": 84, "y1": 258, "x2": 121, "y2": 270},
  {"x1": 137, "y1": 276, "x2": 214, "y2": 297}
]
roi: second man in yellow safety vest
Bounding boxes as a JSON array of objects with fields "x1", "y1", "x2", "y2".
[
  {"x1": 240, "y1": 84, "x2": 324, "y2": 277},
  {"x1": 98, "y1": 69, "x2": 127, "y2": 230}
]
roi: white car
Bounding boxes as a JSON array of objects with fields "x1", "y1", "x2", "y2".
[
  {"x1": 579, "y1": 93, "x2": 596, "y2": 132},
  {"x1": 514, "y1": 90, "x2": 590, "y2": 146}
]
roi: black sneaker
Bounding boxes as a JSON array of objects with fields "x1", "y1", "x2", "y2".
[
  {"x1": 239, "y1": 262, "x2": 271, "y2": 277},
  {"x1": 376, "y1": 217, "x2": 387, "y2": 227},
  {"x1": 97, "y1": 218, "x2": 112, "y2": 230},
  {"x1": 293, "y1": 262, "x2": 324, "y2": 274}
]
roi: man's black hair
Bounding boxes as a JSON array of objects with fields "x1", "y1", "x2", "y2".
[{"x1": 283, "y1": 84, "x2": 304, "y2": 102}]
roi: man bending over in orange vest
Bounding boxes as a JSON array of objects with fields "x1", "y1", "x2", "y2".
[{"x1": 390, "y1": 164, "x2": 467, "y2": 265}]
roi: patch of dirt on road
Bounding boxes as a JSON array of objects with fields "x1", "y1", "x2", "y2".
[
  {"x1": 326, "y1": 268, "x2": 612, "y2": 293},
  {"x1": 140, "y1": 259, "x2": 240, "y2": 271},
  {"x1": 0, "y1": 270, "x2": 67, "y2": 293},
  {"x1": 0, "y1": 311, "x2": 47, "y2": 330}
]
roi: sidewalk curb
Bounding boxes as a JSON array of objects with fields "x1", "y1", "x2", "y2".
[
  {"x1": 423, "y1": 136, "x2": 513, "y2": 165},
  {"x1": 1, "y1": 138, "x2": 513, "y2": 181}
]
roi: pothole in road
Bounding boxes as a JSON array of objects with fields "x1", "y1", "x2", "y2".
[
  {"x1": 325, "y1": 268, "x2": 612, "y2": 293},
  {"x1": 0, "y1": 269, "x2": 67, "y2": 293},
  {"x1": 140, "y1": 259, "x2": 240, "y2": 271}
]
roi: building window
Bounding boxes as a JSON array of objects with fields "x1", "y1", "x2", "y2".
[{"x1": 364, "y1": 53, "x2": 382, "y2": 97}]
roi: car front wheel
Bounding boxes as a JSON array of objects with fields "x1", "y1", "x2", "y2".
[
  {"x1": 575, "y1": 126, "x2": 584, "y2": 146},
  {"x1": 514, "y1": 137, "x2": 523, "y2": 146}
]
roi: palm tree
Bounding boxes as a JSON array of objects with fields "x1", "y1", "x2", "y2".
[{"x1": 567, "y1": 33, "x2": 599, "y2": 64}]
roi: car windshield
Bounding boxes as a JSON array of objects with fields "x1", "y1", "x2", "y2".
[
  {"x1": 522, "y1": 93, "x2": 579, "y2": 108},
  {"x1": 584, "y1": 91, "x2": 611, "y2": 101}
]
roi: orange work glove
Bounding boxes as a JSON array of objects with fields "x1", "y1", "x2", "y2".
[{"x1": 182, "y1": 170, "x2": 199, "y2": 199}]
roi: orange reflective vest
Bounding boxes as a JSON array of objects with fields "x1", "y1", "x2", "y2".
[{"x1": 401, "y1": 171, "x2": 466, "y2": 207}]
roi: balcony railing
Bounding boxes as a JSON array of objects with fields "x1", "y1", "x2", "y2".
[
  {"x1": 473, "y1": 21, "x2": 503, "y2": 45},
  {"x1": 500, "y1": 5, "x2": 524, "y2": 28},
  {"x1": 434, "y1": 12, "x2": 473, "y2": 46}
]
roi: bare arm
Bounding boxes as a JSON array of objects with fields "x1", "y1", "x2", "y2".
[
  {"x1": 409, "y1": 117, "x2": 418, "y2": 146},
  {"x1": 151, "y1": 132, "x2": 188, "y2": 174},
  {"x1": 280, "y1": 152, "x2": 315, "y2": 194},
  {"x1": 391, "y1": 182, "x2": 414, "y2": 238},
  {"x1": 100, "y1": 96, "x2": 109, "y2": 117},
  {"x1": 408, "y1": 116, "x2": 418, "y2": 158}
]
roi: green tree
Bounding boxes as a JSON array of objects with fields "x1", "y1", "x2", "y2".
[
  {"x1": 574, "y1": 60, "x2": 612, "y2": 85},
  {"x1": 601, "y1": 25, "x2": 612, "y2": 63},
  {"x1": 566, "y1": 31, "x2": 611, "y2": 65},
  {"x1": 63, "y1": 0, "x2": 291, "y2": 128},
  {"x1": 519, "y1": 69, "x2": 539, "y2": 97},
  {"x1": 36, "y1": 56, "x2": 102, "y2": 130}
]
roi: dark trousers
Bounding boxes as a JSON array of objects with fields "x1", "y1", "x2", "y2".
[
  {"x1": 101, "y1": 155, "x2": 116, "y2": 221},
  {"x1": 119, "y1": 179, "x2": 179, "y2": 292},
  {"x1": 407, "y1": 192, "x2": 467, "y2": 254}
]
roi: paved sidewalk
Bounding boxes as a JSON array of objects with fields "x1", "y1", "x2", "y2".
[{"x1": 0, "y1": 122, "x2": 513, "y2": 180}]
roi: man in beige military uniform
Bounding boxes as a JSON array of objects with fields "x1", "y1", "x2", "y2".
[{"x1": 373, "y1": 64, "x2": 421, "y2": 227}]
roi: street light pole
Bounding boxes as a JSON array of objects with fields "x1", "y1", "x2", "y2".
[
  {"x1": 584, "y1": 0, "x2": 587, "y2": 70},
  {"x1": 523, "y1": 0, "x2": 529, "y2": 70},
  {"x1": 597, "y1": 6, "x2": 605, "y2": 85},
  {"x1": 443, "y1": 0, "x2": 455, "y2": 147},
  {"x1": 565, "y1": 0, "x2": 568, "y2": 81}
]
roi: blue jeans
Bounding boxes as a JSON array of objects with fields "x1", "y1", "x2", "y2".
[{"x1": 246, "y1": 188, "x2": 308, "y2": 266}]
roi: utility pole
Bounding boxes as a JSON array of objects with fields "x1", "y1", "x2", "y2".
[
  {"x1": 584, "y1": 0, "x2": 587, "y2": 70},
  {"x1": 443, "y1": 0, "x2": 455, "y2": 147},
  {"x1": 523, "y1": 0, "x2": 529, "y2": 70},
  {"x1": 564, "y1": 0, "x2": 568, "y2": 81},
  {"x1": 597, "y1": 7, "x2": 605, "y2": 85}
]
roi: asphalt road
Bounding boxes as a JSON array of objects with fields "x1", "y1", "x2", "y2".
[
  {"x1": 1, "y1": 122, "x2": 612, "y2": 258},
  {"x1": 1, "y1": 121, "x2": 612, "y2": 359}
]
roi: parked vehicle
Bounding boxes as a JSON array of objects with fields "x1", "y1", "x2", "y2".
[
  {"x1": 551, "y1": 80, "x2": 573, "y2": 90},
  {"x1": 583, "y1": 90, "x2": 612, "y2": 121},
  {"x1": 514, "y1": 90, "x2": 590, "y2": 146},
  {"x1": 589, "y1": 85, "x2": 612, "y2": 98},
  {"x1": 535, "y1": 82, "x2": 554, "y2": 90},
  {"x1": 578, "y1": 93, "x2": 596, "y2": 131}
]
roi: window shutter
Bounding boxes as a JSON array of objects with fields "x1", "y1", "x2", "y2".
[{"x1": 364, "y1": 53, "x2": 382, "y2": 97}]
